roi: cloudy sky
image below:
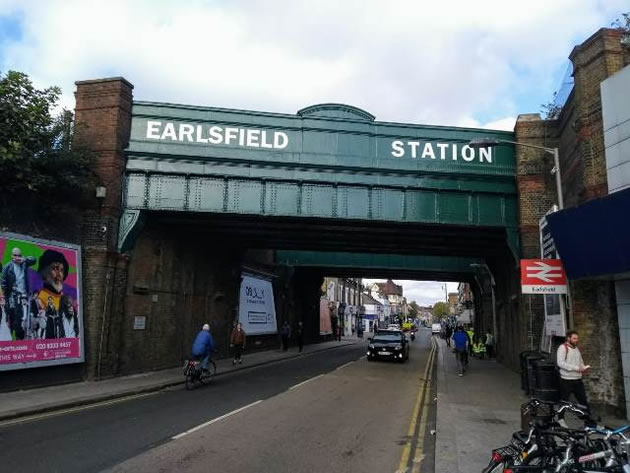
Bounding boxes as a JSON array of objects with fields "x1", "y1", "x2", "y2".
[
  {"x1": 364, "y1": 280, "x2": 459, "y2": 307},
  {"x1": 0, "y1": 0, "x2": 626, "y2": 128},
  {"x1": 1, "y1": 1, "x2": 626, "y2": 305}
]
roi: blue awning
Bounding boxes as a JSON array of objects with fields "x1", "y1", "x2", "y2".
[{"x1": 546, "y1": 187, "x2": 630, "y2": 279}]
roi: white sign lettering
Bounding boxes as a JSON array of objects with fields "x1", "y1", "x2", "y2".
[
  {"x1": 391, "y1": 140, "x2": 493, "y2": 163},
  {"x1": 146, "y1": 121, "x2": 289, "y2": 150}
]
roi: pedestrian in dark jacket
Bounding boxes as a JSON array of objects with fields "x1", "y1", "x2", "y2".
[
  {"x1": 230, "y1": 322, "x2": 246, "y2": 364},
  {"x1": 445, "y1": 325, "x2": 453, "y2": 347},
  {"x1": 452, "y1": 325, "x2": 470, "y2": 376},
  {"x1": 281, "y1": 321, "x2": 291, "y2": 351},
  {"x1": 297, "y1": 321, "x2": 304, "y2": 352}
]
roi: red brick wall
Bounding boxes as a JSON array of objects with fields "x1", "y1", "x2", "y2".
[
  {"x1": 74, "y1": 78, "x2": 133, "y2": 379},
  {"x1": 516, "y1": 29, "x2": 628, "y2": 411}
]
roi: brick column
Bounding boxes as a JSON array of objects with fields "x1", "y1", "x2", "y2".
[
  {"x1": 73, "y1": 78, "x2": 133, "y2": 379},
  {"x1": 515, "y1": 113, "x2": 557, "y2": 351},
  {"x1": 568, "y1": 29, "x2": 626, "y2": 410},
  {"x1": 569, "y1": 28, "x2": 627, "y2": 202}
]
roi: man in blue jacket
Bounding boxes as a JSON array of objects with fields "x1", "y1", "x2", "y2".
[
  {"x1": 192, "y1": 323, "x2": 216, "y2": 372},
  {"x1": 452, "y1": 325, "x2": 470, "y2": 376}
]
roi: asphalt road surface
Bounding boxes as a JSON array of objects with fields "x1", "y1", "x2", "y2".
[{"x1": 0, "y1": 329, "x2": 436, "y2": 473}]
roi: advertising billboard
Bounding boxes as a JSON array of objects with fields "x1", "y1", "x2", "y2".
[
  {"x1": 238, "y1": 274, "x2": 278, "y2": 335},
  {"x1": 0, "y1": 232, "x2": 84, "y2": 371}
]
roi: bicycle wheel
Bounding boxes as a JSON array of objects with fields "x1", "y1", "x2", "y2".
[
  {"x1": 200, "y1": 360, "x2": 216, "y2": 383},
  {"x1": 185, "y1": 372, "x2": 196, "y2": 390}
]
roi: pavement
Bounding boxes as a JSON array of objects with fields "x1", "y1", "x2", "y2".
[
  {"x1": 433, "y1": 337, "x2": 627, "y2": 473},
  {"x1": 0, "y1": 337, "x2": 360, "y2": 423}
]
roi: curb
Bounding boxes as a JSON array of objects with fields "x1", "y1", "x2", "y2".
[{"x1": 0, "y1": 340, "x2": 359, "y2": 424}]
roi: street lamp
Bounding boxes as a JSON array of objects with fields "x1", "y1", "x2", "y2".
[
  {"x1": 470, "y1": 263, "x2": 497, "y2": 351},
  {"x1": 469, "y1": 138, "x2": 563, "y2": 210}
]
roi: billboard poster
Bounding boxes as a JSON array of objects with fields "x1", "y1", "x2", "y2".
[
  {"x1": 319, "y1": 298, "x2": 333, "y2": 335},
  {"x1": 238, "y1": 274, "x2": 278, "y2": 335},
  {"x1": 0, "y1": 232, "x2": 84, "y2": 371}
]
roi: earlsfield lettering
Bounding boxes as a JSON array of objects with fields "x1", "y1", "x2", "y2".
[{"x1": 145, "y1": 121, "x2": 289, "y2": 150}]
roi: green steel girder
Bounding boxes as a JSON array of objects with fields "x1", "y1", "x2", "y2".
[
  {"x1": 275, "y1": 250, "x2": 484, "y2": 276},
  {"x1": 121, "y1": 101, "x2": 519, "y2": 253},
  {"x1": 123, "y1": 171, "x2": 518, "y2": 227}
]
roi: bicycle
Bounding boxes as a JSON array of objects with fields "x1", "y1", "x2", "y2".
[
  {"x1": 483, "y1": 400, "x2": 594, "y2": 472},
  {"x1": 183, "y1": 358, "x2": 217, "y2": 390},
  {"x1": 484, "y1": 398, "x2": 630, "y2": 472}
]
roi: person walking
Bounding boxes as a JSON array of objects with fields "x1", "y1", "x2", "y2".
[
  {"x1": 556, "y1": 330, "x2": 594, "y2": 425},
  {"x1": 281, "y1": 320, "x2": 291, "y2": 351},
  {"x1": 297, "y1": 321, "x2": 304, "y2": 352},
  {"x1": 485, "y1": 330, "x2": 495, "y2": 359},
  {"x1": 466, "y1": 326, "x2": 475, "y2": 357},
  {"x1": 230, "y1": 322, "x2": 246, "y2": 364},
  {"x1": 445, "y1": 325, "x2": 453, "y2": 347},
  {"x1": 452, "y1": 325, "x2": 470, "y2": 376}
]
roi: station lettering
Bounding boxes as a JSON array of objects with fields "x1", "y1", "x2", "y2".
[
  {"x1": 391, "y1": 140, "x2": 493, "y2": 163},
  {"x1": 145, "y1": 121, "x2": 289, "y2": 150}
]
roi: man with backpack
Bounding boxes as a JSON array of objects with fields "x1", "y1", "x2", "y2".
[
  {"x1": 556, "y1": 330, "x2": 594, "y2": 424},
  {"x1": 452, "y1": 325, "x2": 470, "y2": 376}
]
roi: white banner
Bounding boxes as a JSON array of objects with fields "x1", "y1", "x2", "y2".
[{"x1": 238, "y1": 275, "x2": 278, "y2": 335}]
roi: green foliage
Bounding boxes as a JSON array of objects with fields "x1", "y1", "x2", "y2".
[
  {"x1": 432, "y1": 301, "x2": 448, "y2": 319},
  {"x1": 407, "y1": 301, "x2": 418, "y2": 317},
  {"x1": 540, "y1": 91, "x2": 562, "y2": 120},
  {"x1": 0, "y1": 70, "x2": 94, "y2": 197},
  {"x1": 612, "y1": 12, "x2": 630, "y2": 47}
]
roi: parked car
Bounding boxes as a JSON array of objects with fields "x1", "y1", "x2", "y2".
[
  {"x1": 431, "y1": 323, "x2": 442, "y2": 335},
  {"x1": 367, "y1": 330, "x2": 409, "y2": 362}
]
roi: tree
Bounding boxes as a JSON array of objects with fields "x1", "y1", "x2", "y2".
[
  {"x1": 407, "y1": 300, "x2": 419, "y2": 318},
  {"x1": 432, "y1": 301, "x2": 448, "y2": 319},
  {"x1": 0, "y1": 70, "x2": 94, "y2": 198},
  {"x1": 613, "y1": 12, "x2": 630, "y2": 50},
  {"x1": 540, "y1": 91, "x2": 562, "y2": 120}
]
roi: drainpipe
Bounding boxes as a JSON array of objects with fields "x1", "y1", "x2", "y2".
[{"x1": 97, "y1": 269, "x2": 112, "y2": 380}]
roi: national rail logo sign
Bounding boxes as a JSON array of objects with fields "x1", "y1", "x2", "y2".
[{"x1": 521, "y1": 259, "x2": 567, "y2": 294}]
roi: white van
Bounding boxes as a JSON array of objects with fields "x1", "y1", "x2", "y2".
[{"x1": 431, "y1": 323, "x2": 442, "y2": 335}]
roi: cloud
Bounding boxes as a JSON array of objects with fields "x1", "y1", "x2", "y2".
[
  {"x1": 1, "y1": 0, "x2": 627, "y2": 125},
  {"x1": 364, "y1": 279, "x2": 459, "y2": 307},
  {"x1": 457, "y1": 116, "x2": 518, "y2": 131}
]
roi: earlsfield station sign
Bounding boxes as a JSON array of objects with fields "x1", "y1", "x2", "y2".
[
  {"x1": 144, "y1": 120, "x2": 495, "y2": 163},
  {"x1": 145, "y1": 121, "x2": 290, "y2": 149}
]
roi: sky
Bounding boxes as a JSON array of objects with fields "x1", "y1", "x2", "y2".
[
  {"x1": 0, "y1": 1, "x2": 626, "y2": 305},
  {"x1": 363, "y1": 279, "x2": 459, "y2": 307}
]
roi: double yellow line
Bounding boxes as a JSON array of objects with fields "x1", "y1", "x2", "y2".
[{"x1": 397, "y1": 336, "x2": 437, "y2": 473}]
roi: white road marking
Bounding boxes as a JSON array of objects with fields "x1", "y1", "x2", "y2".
[
  {"x1": 288, "y1": 374, "x2": 325, "y2": 390},
  {"x1": 172, "y1": 400, "x2": 263, "y2": 440},
  {"x1": 335, "y1": 361, "x2": 355, "y2": 370},
  {"x1": 0, "y1": 392, "x2": 159, "y2": 428}
]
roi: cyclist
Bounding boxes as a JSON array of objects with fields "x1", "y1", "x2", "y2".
[
  {"x1": 192, "y1": 323, "x2": 216, "y2": 372},
  {"x1": 452, "y1": 325, "x2": 469, "y2": 376}
]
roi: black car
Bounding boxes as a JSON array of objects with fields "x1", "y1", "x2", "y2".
[{"x1": 367, "y1": 330, "x2": 409, "y2": 362}]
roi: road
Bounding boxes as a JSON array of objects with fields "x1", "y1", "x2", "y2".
[{"x1": 0, "y1": 329, "x2": 436, "y2": 473}]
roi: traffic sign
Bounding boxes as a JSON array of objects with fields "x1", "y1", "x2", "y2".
[{"x1": 521, "y1": 259, "x2": 567, "y2": 294}]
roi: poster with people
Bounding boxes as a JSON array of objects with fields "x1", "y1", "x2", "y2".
[
  {"x1": 0, "y1": 232, "x2": 84, "y2": 371},
  {"x1": 238, "y1": 273, "x2": 278, "y2": 335}
]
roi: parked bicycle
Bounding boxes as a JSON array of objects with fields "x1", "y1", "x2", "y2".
[
  {"x1": 183, "y1": 358, "x2": 217, "y2": 390},
  {"x1": 483, "y1": 398, "x2": 630, "y2": 472}
]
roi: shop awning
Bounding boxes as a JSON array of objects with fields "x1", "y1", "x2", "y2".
[{"x1": 546, "y1": 187, "x2": 630, "y2": 279}]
